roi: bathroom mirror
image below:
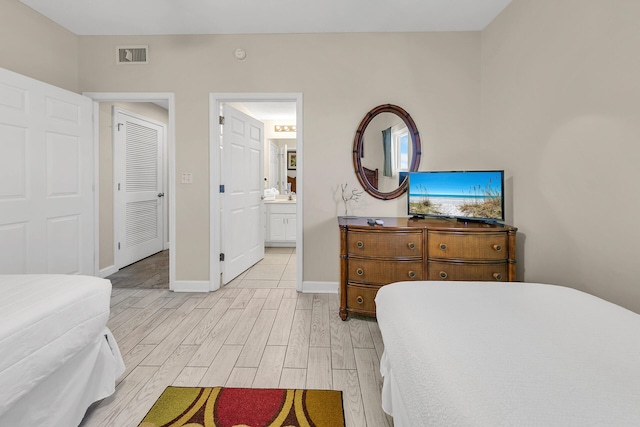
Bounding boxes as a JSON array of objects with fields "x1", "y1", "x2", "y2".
[{"x1": 353, "y1": 104, "x2": 422, "y2": 200}]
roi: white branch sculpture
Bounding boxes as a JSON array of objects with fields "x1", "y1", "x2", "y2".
[{"x1": 341, "y1": 183, "x2": 364, "y2": 216}]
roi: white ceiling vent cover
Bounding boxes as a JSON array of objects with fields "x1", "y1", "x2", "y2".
[{"x1": 117, "y1": 45, "x2": 148, "y2": 64}]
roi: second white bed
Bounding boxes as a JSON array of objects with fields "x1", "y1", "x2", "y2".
[{"x1": 375, "y1": 281, "x2": 640, "y2": 426}]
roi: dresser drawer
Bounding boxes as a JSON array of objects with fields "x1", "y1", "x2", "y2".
[
  {"x1": 347, "y1": 230, "x2": 422, "y2": 258},
  {"x1": 348, "y1": 259, "x2": 422, "y2": 285},
  {"x1": 346, "y1": 283, "x2": 380, "y2": 315},
  {"x1": 428, "y1": 261, "x2": 508, "y2": 281},
  {"x1": 428, "y1": 231, "x2": 507, "y2": 260},
  {"x1": 339, "y1": 217, "x2": 517, "y2": 320}
]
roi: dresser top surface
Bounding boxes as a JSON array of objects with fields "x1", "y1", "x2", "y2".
[{"x1": 337, "y1": 216, "x2": 516, "y2": 231}]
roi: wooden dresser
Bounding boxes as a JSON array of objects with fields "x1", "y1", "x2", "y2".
[{"x1": 338, "y1": 216, "x2": 517, "y2": 320}]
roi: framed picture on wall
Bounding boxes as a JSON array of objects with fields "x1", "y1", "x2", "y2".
[{"x1": 287, "y1": 150, "x2": 297, "y2": 170}]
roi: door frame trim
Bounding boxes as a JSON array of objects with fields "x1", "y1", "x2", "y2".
[
  {"x1": 84, "y1": 92, "x2": 176, "y2": 290},
  {"x1": 210, "y1": 93, "x2": 303, "y2": 292}
]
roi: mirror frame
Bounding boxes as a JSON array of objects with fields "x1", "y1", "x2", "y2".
[{"x1": 352, "y1": 104, "x2": 422, "y2": 200}]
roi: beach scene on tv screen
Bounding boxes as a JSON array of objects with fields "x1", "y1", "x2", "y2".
[{"x1": 409, "y1": 171, "x2": 503, "y2": 219}]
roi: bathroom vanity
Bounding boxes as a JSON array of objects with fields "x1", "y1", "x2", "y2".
[{"x1": 265, "y1": 199, "x2": 297, "y2": 247}]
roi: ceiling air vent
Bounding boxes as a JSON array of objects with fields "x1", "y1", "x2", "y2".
[{"x1": 117, "y1": 45, "x2": 148, "y2": 64}]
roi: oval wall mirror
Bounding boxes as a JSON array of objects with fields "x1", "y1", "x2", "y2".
[{"x1": 353, "y1": 104, "x2": 422, "y2": 200}]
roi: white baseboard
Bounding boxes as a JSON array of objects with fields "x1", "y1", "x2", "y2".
[
  {"x1": 302, "y1": 281, "x2": 338, "y2": 293},
  {"x1": 172, "y1": 280, "x2": 210, "y2": 292},
  {"x1": 99, "y1": 265, "x2": 118, "y2": 278},
  {"x1": 265, "y1": 242, "x2": 296, "y2": 248}
]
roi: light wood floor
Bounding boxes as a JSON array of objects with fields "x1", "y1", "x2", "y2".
[
  {"x1": 105, "y1": 246, "x2": 298, "y2": 290},
  {"x1": 106, "y1": 250, "x2": 169, "y2": 289},
  {"x1": 81, "y1": 248, "x2": 393, "y2": 427}
]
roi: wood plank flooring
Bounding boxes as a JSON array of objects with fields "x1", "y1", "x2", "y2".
[
  {"x1": 81, "y1": 248, "x2": 393, "y2": 427},
  {"x1": 105, "y1": 246, "x2": 297, "y2": 290},
  {"x1": 106, "y1": 250, "x2": 169, "y2": 289}
]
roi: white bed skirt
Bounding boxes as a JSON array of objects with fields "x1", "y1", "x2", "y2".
[
  {"x1": 380, "y1": 352, "x2": 411, "y2": 427},
  {"x1": 0, "y1": 328, "x2": 124, "y2": 426}
]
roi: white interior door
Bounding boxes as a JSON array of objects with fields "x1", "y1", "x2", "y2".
[
  {"x1": 221, "y1": 104, "x2": 264, "y2": 284},
  {"x1": 114, "y1": 108, "x2": 165, "y2": 268},
  {"x1": 0, "y1": 67, "x2": 94, "y2": 274}
]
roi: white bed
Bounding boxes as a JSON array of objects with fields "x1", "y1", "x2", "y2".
[
  {"x1": 0, "y1": 275, "x2": 125, "y2": 426},
  {"x1": 375, "y1": 281, "x2": 640, "y2": 426}
]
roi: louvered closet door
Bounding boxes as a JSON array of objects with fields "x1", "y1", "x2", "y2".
[{"x1": 114, "y1": 108, "x2": 164, "y2": 268}]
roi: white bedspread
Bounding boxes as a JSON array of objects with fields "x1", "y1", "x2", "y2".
[
  {"x1": 375, "y1": 281, "x2": 640, "y2": 426},
  {"x1": 0, "y1": 275, "x2": 120, "y2": 421}
]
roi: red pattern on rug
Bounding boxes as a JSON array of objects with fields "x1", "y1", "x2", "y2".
[{"x1": 138, "y1": 386, "x2": 345, "y2": 427}]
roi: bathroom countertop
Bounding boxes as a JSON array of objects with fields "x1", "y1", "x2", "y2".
[{"x1": 264, "y1": 198, "x2": 296, "y2": 204}]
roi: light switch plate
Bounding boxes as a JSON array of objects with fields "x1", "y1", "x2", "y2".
[{"x1": 181, "y1": 173, "x2": 193, "y2": 184}]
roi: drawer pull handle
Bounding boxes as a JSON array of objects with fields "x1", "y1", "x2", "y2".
[
  {"x1": 493, "y1": 244, "x2": 502, "y2": 251},
  {"x1": 356, "y1": 268, "x2": 364, "y2": 276},
  {"x1": 408, "y1": 271, "x2": 415, "y2": 278},
  {"x1": 439, "y1": 243, "x2": 447, "y2": 250},
  {"x1": 356, "y1": 296, "x2": 364, "y2": 304},
  {"x1": 439, "y1": 271, "x2": 448, "y2": 279},
  {"x1": 493, "y1": 273, "x2": 503, "y2": 281},
  {"x1": 356, "y1": 241, "x2": 364, "y2": 248},
  {"x1": 408, "y1": 242, "x2": 415, "y2": 249}
]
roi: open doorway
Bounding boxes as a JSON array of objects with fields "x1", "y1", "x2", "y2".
[
  {"x1": 221, "y1": 101, "x2": 297, "y2": 288},
  {"x1": 84, "y1": 92, "x2": 176, "y2": 290},
  {"x1": 210, "y1": 93, "x2": 303, "y2": 292}
]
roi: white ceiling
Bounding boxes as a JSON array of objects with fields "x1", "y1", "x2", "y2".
[
  {"x1": 20, "y1": 0, "x2": 511, "y2": 36},
  {"x1": 238, "y1": 102, "x2": 297, "y2": 121}
]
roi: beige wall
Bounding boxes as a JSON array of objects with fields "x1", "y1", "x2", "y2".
[
  {"x1": 98, "y1": 102, "x2": 169, "y2": 271},
  {"x1": 481, "y1": 0, "x2": 640, "y2": 312},
  {"x1": 78, "y1": 32, "x2": 481, "y2": 283},
  {"x1": 0, "y1": 0, "x2": 78, "y2": 92},
  {"x1": 7, "y1": 1, "x2": 639, "y2": 312}
]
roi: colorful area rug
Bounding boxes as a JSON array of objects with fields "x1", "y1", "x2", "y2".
[{"x1": 138, "y1": 386, "x2": 345, "y2": 427}]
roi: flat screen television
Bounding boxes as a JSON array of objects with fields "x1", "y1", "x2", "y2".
[{"x1": 408, "y1": 170, "x2": 505, "y2": 223}]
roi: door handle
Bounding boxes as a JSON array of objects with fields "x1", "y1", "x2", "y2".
[{"x1": 157, "y1": 193, "x2": 165, "y2": 198}]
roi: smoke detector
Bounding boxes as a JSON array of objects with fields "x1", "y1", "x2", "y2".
[{"x1": 234, "y1": 48, "x2": 247, "y2": 61}]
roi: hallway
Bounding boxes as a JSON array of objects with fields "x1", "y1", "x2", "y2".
[{"x1": 107, "y1": 247, "x2": 296, "y2": 290}]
